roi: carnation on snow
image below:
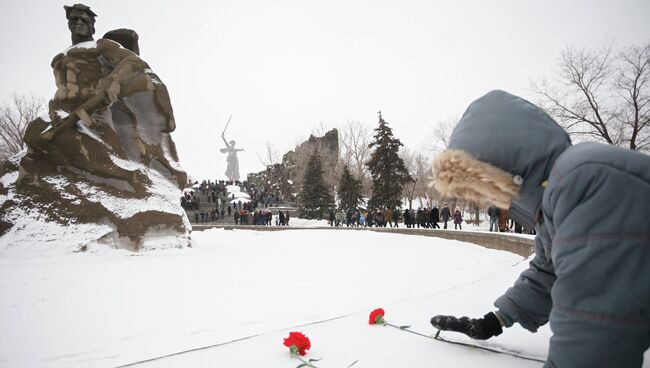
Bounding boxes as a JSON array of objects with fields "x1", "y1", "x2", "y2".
[
  {"x1": 283, "y1": 331, "x2": 311, "y2": 356},
  {"x1": 369, "y1": 308, "x2": 386, "y2": 325}
]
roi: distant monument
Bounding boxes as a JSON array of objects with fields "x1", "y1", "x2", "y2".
[
  {"x1": 0, "y1": 4, "x2": 190, "y2": 254},
  {"x1": 220, "y1": 116, "x2": 244, "y2": 181}
]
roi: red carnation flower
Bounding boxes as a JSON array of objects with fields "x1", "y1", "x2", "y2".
[
  {"x1": 369, "y1": 308, "x2": 386, "y2": 325},
  {"x1": 283, "y1": 331, "x2": 311, "y2": 356}
]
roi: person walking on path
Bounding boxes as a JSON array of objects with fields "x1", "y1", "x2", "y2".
[
  {"x1": 416, "y1": 208, "x2": 424, "y2": 228},
  {"x1": 440, "y1": 203, "x2": 451, "y2": 229},
  {"x1": 335, "y1": 210, "x2": 343, "y2": 227},
  {"x1": 453, "y1": 206, "x2": 463, "y2": 230},
  {"x1": 384, "y1": 208, "x2": 394, "y2": 228},
  {"x1": 431, "y1": 205, "x2": 440, "y2": 229},
  {"x1": 278, "y1": 211, "x2": 285, "y2": 226},
  {"x1": 421, "y1": 208, "x2": 428, "y2": 228},
  {"x1": 392, "y1": 208, "x2": 401, "y2": 228},
  {"x1": 487, "y1": 204, "x2": 500, "y2": 232}
]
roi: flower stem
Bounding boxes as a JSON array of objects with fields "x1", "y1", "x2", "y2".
[
  {"x1": 384, "y1": 323, "x2": 431, "y2": 338},
  {"x1": 295, "y1": 355, "x2": 318, "y2": 367},
  {"x1": 383, "y1": 323, "x2": 545, "y2": 363}
]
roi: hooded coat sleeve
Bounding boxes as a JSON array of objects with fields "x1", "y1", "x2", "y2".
[{"x1": 493, "y1": 222, "x2": 555, "y2": 332}]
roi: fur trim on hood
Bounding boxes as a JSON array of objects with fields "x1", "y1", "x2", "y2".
[{"x1": 430, "y1": 150, "x2": 520, "y2": 209}]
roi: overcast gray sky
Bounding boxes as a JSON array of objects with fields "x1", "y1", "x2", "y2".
[{"x1": 1, "y1": 0, "x2": 648, "y2": 181}]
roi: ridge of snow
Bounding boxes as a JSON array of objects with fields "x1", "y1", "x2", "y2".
[
  {"x1": 161, "y1": 140, "x2": 185, "y2": 173},
  {"x1": 62, "y1": 40, "x2": 97, "y2": 55},
  {"x1": 76, "y1": 123, "x2": 106, "y2": 145},
  {"x1": 73, "y1": 168, "x2": 183, "y2": 220},
  {"x1": 110, "y1": 154, "x2": 143, "y2": 171},
  {"x1": 0, "y1": 204, "x2": 115, "y2": 257},
  {"x1": 41, "y1": 175, "x2": 78, "y2": 201}
]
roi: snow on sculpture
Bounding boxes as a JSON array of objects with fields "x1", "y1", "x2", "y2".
[{"x1": 0, "y1": 4, "x2": 190, "y2": 253}]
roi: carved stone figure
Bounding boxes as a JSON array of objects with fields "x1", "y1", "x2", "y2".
[
  {"x1": 65, "y1": 3, "x2": 96, "y2": 45},
  {"x1": 220, "y1": 123, "x2": 244, "y2": 181},
  {"x1": 0, "y1": 4, "x2": 189, "y2": 254}
]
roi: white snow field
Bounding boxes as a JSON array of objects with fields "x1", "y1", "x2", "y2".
[{"x1": 0, "y1": 228, "x2": 647, "y2": 367}]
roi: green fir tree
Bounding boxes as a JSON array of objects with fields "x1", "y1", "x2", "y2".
[
  {"x1": 338, "y1": 165, "x2": 363, "y2": 212},
  {"x1": 366, "y1": 112, "x2": 412, "y2": 209},
  {"x1": 299, "y1": 151, "x2": 335, "y2": 219}
]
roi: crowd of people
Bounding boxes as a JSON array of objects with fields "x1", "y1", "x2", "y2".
[
  {"x1": 324, "y1": 203, "x2": 533, "y2": 233},
  {"x1": 181, "y1": 179, "x2": 295, "y2": 226},
  {"x1": 181, "y1": 179, "x2": 237, "y2": 223},
  {"x1": 232, "y1": 209, "x2": 292, "y2": 226},
  {"x1": 326, "y1": 203, "x2": 472, "y2": 230},
  {"x1": 327, "y1": 208, "x2": 398, "y2": 227},
  {"x1": 328, "y1": 203, "x2": 463, "y2": 230},
  {"x1": 180, "y1": 179, "x2": 231, "y2": 211},
  {"x1": 180, "y1": 180, "x2": 532, "y2": 233}
]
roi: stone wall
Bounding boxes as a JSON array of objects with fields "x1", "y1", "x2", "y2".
[{"x1": 191, "y1": 225, "x2": 534, "y2": 257}]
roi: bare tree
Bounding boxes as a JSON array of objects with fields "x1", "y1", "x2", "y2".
[
  {"x1": 533, "y1": 42, "x2": 650, "y2": 151},
  {"x1": 311, "y1": 121, "x2": 330, "y2": 137},
  {"x1": 616, "y1": 43, "x2": 650, "y2": 151},
  {"x1": 339, "y1": 120, "x2": 372, "y2": 192},
  {"x1": 428, "y1": 116, "x2": 459, "y2": 153},
  {"x1": 401, "y1": 148, "x2": 432, "y2": 210},
  {"x1": 0, "y1": 93, "x2": 45, "y2": 159},
  {"x1": 257, "y1": 141, "x2": 281, "y2": 167}
]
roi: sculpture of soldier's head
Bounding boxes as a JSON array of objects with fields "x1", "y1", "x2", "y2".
[{"x1": 64, "y1": 4, "x2": 97, "y2": 45}]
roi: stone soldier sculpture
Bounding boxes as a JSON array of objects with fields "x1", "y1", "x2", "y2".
[{"x1": 0, "y1": 4, "x2": 189, "y2": 250}]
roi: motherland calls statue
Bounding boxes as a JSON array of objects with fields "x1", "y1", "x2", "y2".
[
  {"x1": 220, "y1": 117, "x2": 244, "y2": 181},
  {"x1": 0, "y1": 4, "x2": 190, "y2": 254}
]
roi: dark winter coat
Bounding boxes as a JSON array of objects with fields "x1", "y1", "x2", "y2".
[
  {"x1": 431, "y1": 207, "x2": 440, "y2": 222},
  {"x1": 416, "y1": 209, "x2": 424, "y2": 225},
  {"x1": 487, "y1": 205, "x2": 499, "y2": 219},
  {"x1": 366, "y1": 212, "x2": 374, "y2": 226},
  {"x1": 444, "y1": 90, "x2": 650, "y2": 367},
  {"x1": 440, "y1": 207, "x2": 451, "y2": 221}
]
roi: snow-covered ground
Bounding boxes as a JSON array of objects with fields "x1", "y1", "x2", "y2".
[{"x1": 0, "y1": 228, "x2": 646, "y2": 367}]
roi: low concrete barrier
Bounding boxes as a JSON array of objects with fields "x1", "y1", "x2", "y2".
[
  {"x1": 191, "y1": 225, "x2": 535, "y2": 258},
  {"x1": 379, "y1": 228, "x2": 535, "y2": 257}
]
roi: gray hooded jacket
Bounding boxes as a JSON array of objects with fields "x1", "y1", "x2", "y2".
[{"x1": 449, "y1": 90, "x2": 650, "y2": 367}]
